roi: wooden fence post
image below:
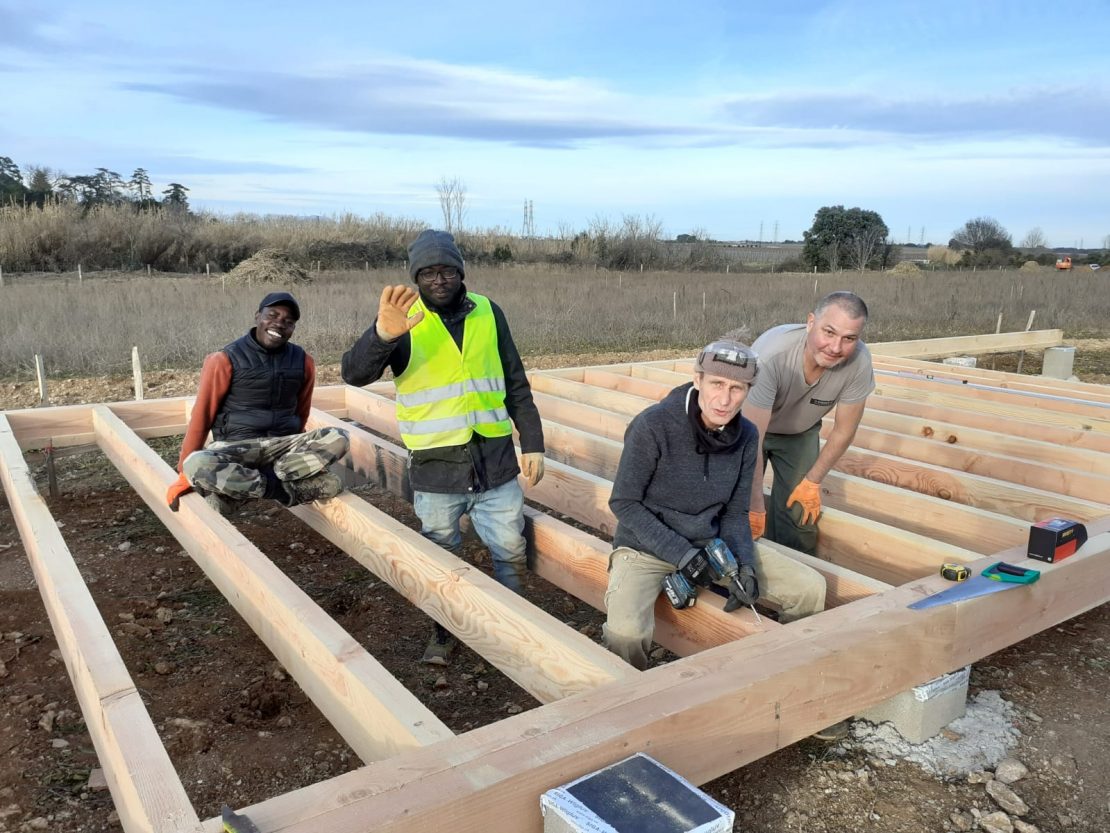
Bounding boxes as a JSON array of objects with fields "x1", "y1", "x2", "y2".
[
  {"x1": 1015, "y1": 310, "x2": 1037, "y2": 375},
  {"x1": 77, "y1": 264, "x2": 83, "y2": 283},
  {"x1": 131, "y1": 346, "x2": 144, "y2": 401},
  {"x1": 34, "y1": 354, "x2": 48, "y2": 405}
]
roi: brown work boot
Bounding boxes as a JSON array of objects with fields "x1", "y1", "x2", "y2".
[
  {"x1": 281, "y1": 472, "x2": 344, "y2": 506},
  {"x1": 421, "y1": 624, "x2": 458, "y2": 666}
]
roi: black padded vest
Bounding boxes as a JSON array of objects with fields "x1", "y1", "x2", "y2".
[{"x1": 212, "y1": 330, "x2": 306, "y2": 442}]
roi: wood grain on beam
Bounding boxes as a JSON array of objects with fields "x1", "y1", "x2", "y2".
[
  {"x1": 526, "y1": 373, "x2": 656, "y2": 418},
  {"x1": 290, "y1": 494, "x2": 638, "y2": 702},
  {"x1": 851, "y1": 408, "x2": 1110, "y2": 477},
  {"x1": 833, "y1": 422, "x2": 1110, "y2": 503},
  {"x1": 90, "y1": 405, "x2": 452, "y2": 763},
  {"x1": 835, "y1": 445, "x2": 1107, "y2": 522},
  {"x1": 0, "y1": 415, "x2": 203, "y2": 833},
  {"x1": 868, "y1": 394, "x2": 1110, "y2": 455}
]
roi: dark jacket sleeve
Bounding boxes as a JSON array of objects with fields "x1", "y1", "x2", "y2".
[
  {"x1": 491, "y1": 302, "x2": 544, "y2": 454},
  {"x1": 608, "y1": 416, "x2": 696, "y2": 567},
  {"x1": 717, "y1": 419, "x2": 757, "y2": 567},
  {"x1": 340, "y1": 320, "x2": 410, "y2": 386}
]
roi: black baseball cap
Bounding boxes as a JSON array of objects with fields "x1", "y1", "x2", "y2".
[{"x1": 258, "y1": 291, "x2": 300, "y2": 321}]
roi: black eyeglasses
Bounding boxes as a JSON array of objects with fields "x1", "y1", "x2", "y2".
[{"x1": 416, "y1": 266, "x2": 460, "y2": 282}]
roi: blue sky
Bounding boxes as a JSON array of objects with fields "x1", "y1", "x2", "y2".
[{"x1": 2, "y1": 0, "x2": 1107, "y2": 247}]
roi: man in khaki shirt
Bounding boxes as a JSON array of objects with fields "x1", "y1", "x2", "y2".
[{"x1": 743, "y1": 292, "x2": 874, "y2": 555}]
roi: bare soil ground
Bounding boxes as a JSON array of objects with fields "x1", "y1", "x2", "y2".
[{"x1": 2, "y1": 347, "x2": 1109, "y2": 832}]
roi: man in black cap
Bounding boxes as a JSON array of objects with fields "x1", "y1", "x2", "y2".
[
  {"x1": 342, "y1": 229, "x2": 545, "y2": 665},
  {"x1": 166, "y1": 291, "x2": 350, "y2": 516}
]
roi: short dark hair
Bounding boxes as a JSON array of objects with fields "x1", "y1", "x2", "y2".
[{"x1": 815, "y1": 291, "x2": 868, "y2": 322}]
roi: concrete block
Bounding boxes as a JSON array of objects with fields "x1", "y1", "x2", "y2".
[
  {"x1": 942, "y1": 356, "x2": 977, "y2": 367},
  {"x1": 1042, "y1": 346, "x2": 1076, "y2": 380},
  {"x1": 541, "y1": 753, "x2": 734, "y2": 833},
  {"x1": 859, "y1": 666, "x2": 970, "y2": 744}
]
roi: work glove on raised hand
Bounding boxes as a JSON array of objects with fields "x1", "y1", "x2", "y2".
[
  {"x1": 749, "y1": 510, "x2": 766, "y2": 540},
  {"x1": 786, "y1": 478, "x2": 822, "y2": 526},
  {"x1": 680, "y1": 549, "x2": 715, "y2": 588},
  {"x1": 166, "y1": 472, "x2": 193, "y2": 512},
  {"x1": 724, "y1": 563, "x2": 760, "y2": 612},
  {"x1": 520, "y1": 452, "x2": 545, "y2": 487},
  {"x1": 375, "y1": 285, "x2": 424, "y2": 341}
]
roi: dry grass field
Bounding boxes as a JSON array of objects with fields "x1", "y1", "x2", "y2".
[{"x1": 2, "y1": 264, "x2": 1107, "y2": 379}]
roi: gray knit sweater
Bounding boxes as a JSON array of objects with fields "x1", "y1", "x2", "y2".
[{"x1": 609, "y1": 383, "x2": 757, "y2": 568}]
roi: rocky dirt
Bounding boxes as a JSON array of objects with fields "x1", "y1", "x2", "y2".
[{"x1": 1, "y1": 349, "x2": 1109, "y2": 833}]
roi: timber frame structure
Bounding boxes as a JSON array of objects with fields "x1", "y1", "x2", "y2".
[{"x1": 1, "y1": 328, "x2": 1109, "y2": 833}]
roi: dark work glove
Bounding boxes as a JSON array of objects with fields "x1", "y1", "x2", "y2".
[
  {"x1": 724, "y1": 564, "x2": 760, "y2": 612},
  {"x1": 680, "y1": 551, "x2": 714, "y2": 588}
]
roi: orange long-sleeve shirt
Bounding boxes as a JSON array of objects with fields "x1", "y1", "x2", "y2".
[{"x1": 176, "y1": 350, "x2": 317, "y2": 471}]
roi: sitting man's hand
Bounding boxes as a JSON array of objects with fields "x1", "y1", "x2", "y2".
[
  {"x1": 520, "y1": 452, "x2": 545, "y2": 487},
  {"x1": 786, "y1": 478, "x2": 822, "y2": 525},
  {"x1": 166, "y1": 472, "x2": 193, "y2": 512},
  {"x1": 749, "y1": 510, "x2": 766, "y2": 540},
  {"x1": 724, "y1": 564, "x2": 760, "y2": 612},
  {"x1": 375, "y1": 285, "x2": 424, "y2": 341},
  {"x1": 680, "y1": 549, "x2": 714, "y2": 588}
]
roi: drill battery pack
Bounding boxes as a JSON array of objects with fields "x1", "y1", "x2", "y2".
[{"x1": 1027, "y1": 518, "x2": 1088, "y2": 563}]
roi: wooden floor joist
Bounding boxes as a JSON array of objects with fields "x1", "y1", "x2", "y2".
[{"x1": 3, "y1": 328, "x2": 1109, "y2": 833}]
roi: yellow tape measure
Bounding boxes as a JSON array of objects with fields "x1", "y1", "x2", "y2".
[{"x1": 940, "y1": 563, "x2": 970, "y2": 582}]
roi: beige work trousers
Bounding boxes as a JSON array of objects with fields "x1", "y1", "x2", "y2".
[{"x1": 602, "y1": 544, "x2": 827, "y2": 670}]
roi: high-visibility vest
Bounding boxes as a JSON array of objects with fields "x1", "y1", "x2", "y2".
[{"x1": 395, "y1": 292, "x2": 512, "y2": 450}]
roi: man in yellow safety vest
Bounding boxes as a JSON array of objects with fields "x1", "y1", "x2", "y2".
[{"x1": 342, "y1": 230, "x2": 545, "y2": 665}]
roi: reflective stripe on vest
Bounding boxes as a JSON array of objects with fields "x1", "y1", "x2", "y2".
[{"x1": 394, "y1": 292, "x2": 513, "y2": 450}]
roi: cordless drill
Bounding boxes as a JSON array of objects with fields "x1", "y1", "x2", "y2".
[{"x1": 662, "y1": 539, "x2": 757, "y2": 616}]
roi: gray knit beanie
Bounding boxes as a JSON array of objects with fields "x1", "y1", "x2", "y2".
[{"x1": 407, "y1": 229, "x2": 465, "y2": 282}]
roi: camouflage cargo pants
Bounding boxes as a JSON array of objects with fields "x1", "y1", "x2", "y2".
[{"x1": 182, "y1": 426, "x2": 350, "y2": 501}]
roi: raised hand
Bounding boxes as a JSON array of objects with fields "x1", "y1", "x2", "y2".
[{"x1": 375, "y1": 285, "x2": 424, "y2": 340}]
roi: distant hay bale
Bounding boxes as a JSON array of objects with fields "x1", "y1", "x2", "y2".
[
  {"x1": 226, "y1": 248, "x2": 312, "y2": 286},
  {"x1": 1020, "y1": 260, "x2": 1045, "y2": 273},
  {"x1": 890, "y1": 260, "x2": 921, "y2": 276}
]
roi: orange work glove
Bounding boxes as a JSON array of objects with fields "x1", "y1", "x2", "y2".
[
  {"x1": 166, "y1": 472, "x2": 193, "y2": 512},
  {"x1": 520, "y1": 452, "x2": 545, "y2": 487},
  {"x1": 786, "y1": 479, "x2": 822, "y2": 526},
  {"x1": 749, "y1": 510, "x2": 766, "y2": 540}
]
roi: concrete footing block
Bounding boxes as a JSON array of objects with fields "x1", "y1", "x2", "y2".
[
  {"x1": 942, "y1": 356, "x2": 978, "y2": 367},
  {"x1": 1042, "y1": 346, "x2": 1076, "y2": 380},
  {"x1": 859, "y1": 666, "x2": 970, "y2": 744},
  {"x1": 541, "y1": 753, "x2": 734, "y2": 833}
]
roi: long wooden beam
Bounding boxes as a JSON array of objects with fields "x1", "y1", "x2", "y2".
[
  {"x1": 872, "y1": 382, "x2": 1110, "y2": 434},
  {"x1": 867, "y1": 329, "x2": 1064, "y2": 358},
  {"x1": 314, "y1": 403, "x2": 772, "y2": 654},
  {"x1": 874, "y1": 370, "x2": 1110, "y2": 420},
  {"x1": 873, "y1": 356, "x2": 1110, "y2": 403},
  {"x1": 0, "y1": 415, "x2": 203, "y2": 833},
  {"x1": 198, "y1": 523, "x2": 1110, "y2": 833},
  {"x1": 832, "y1": 421, "x2": 1110, "y2": 503},
  {"x1": 867, "y1": 393, "x2": 1110, "y2": 455},
  {"x1": 850, "y1": 407, "x2": 1110, "y2": 476},
  {"x1": 90, "y1": 405, "x2": 453, "y2": 762},
  {"x1": 835, "y1": 444, "x2": 1108, "y2": 522}
]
